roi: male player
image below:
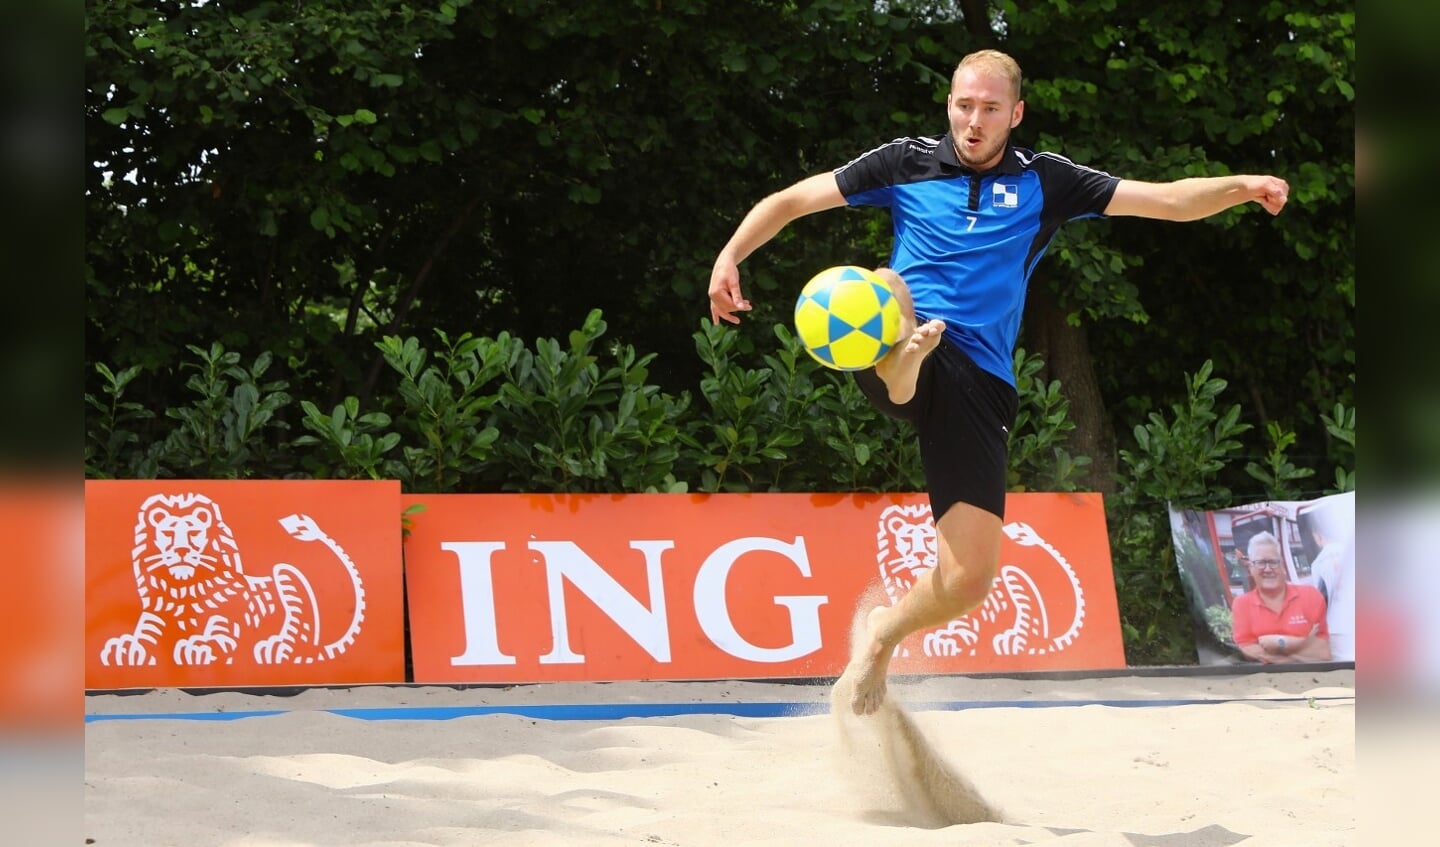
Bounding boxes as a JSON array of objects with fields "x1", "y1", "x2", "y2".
[{"x1": 707, "y1": 49, "x2": 1290, "y2": 715}]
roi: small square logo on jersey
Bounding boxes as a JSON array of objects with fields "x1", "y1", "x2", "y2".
[{"x1": 993, "y1": 183, "x2": 1019, "y2": 208}]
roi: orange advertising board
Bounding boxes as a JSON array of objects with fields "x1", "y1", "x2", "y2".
[
  {"x1": 402, "y1": 492, "x2": 1124, "y2": 683},
  {"x1": 85, "y1": 480, "x2": 406, "y2": 690}
]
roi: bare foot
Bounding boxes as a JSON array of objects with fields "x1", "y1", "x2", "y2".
[
  {"x1": 875, "y1": 319, "x2": 944, "y2": 404},
  {"x1": 840, "y1": 605, "x2": 895, "y2": 716}
]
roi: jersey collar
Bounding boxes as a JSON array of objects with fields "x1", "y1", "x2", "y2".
[{"x1": 937, "y1": 135, "x2": 1026, "y2": 176}]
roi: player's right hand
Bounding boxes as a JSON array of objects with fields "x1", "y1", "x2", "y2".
[{"x1": 708, "y1": 258, "x2": 751, "y2": 325}]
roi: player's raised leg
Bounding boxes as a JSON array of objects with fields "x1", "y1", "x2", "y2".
[
  {"x1": 872, "y1": 268, "x2": 945, "y2": 405},
  {"x1": 841, "y1": 500, "x2": 1002, "y2": 716}
]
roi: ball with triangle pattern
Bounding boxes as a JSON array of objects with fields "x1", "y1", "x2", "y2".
[{"x1": 793, "y1": 265, "x2": 903, "y2": 371}]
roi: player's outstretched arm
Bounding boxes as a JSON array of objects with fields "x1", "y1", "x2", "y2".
[
  {"x1": 1104, "y1": 174, "x2": 1290, "y2": 222},
  {"x1": 709, "y1": 173, "x2": 847, "y2": 325}
]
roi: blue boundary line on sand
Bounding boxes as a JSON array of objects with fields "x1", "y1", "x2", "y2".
[{"x1": 85, "y1": 694, "x2": 1353, "y2": 723}]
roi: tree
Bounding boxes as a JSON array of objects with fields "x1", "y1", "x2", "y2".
[
  {"x1": 87, "y1": 0, "x2": 1353, "y2": 497},
  {"x1": 87, "y1": 0, "x2": 963, "y2": 405},
  {"x1": 87, "y1": 0, "x2": 486, "y2": 403},
  {"x1": 1003, "y1": 0, "x2": 1354, "y2": 493}
]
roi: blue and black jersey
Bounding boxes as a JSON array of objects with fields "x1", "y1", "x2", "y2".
[{"x1": 835, "y1": 134, "x2": 1120, "y2": 387}]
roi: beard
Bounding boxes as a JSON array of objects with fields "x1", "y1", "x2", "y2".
[
  {"x1": 954, "y1": 131, "x2": 1009, "y2": 170},
  {"x1": 961, "y1": 133, "x2": 1008, "y2": 168}
]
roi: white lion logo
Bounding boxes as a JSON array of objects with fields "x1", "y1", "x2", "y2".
[
  {"x1": 875, "y1": 504, "x2": 1086, "y2": 658},
  {"x1": 100, "y1": 492, "x2": 367, "y2": 667}
]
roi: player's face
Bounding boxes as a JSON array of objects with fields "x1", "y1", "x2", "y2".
[{"x1": 947, "y1": 68, "x2": 1022, "y2": 171}]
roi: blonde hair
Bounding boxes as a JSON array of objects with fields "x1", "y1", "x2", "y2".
[{"x1": 953, "y1": 49, "x2": 1023, "y2": 102}]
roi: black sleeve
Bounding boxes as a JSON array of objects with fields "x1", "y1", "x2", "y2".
[
  {"x1": 834, "y1": 138, "x2": 922, "y2": 199},
  {"x1": 1032, "y1": 153, "x2": 1121, "y2": 221}
]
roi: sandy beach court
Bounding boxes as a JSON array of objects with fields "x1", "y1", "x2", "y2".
[{"x1": 85, "y1": 669, "x2": 1354, "y2": 846}]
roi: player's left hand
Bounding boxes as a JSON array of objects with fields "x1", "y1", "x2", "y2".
[{"x1": 1251, "y1": 175, "x2": 1290, "y2": 215}]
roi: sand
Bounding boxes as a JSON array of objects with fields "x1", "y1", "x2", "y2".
[{"x1": 84, "y1": 667, "x2": 1354, "y2": 847}]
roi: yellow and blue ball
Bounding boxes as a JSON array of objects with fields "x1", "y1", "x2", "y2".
[{"x1": 793, "y1": 266, "x2": 902, "y2": 371}]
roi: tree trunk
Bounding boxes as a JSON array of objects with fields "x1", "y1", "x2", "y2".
[
  {"x1": 958, "y1": 0, "x2": 993, "y2": 39},
  {"x1": 1025, "y1": 287, "x2": 1117, "y2": 493},
  {"x1": 360, "y1": 196, "x2": 481, "y2": 402}
]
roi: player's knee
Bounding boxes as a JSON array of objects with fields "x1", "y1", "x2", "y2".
[
  {"x1": 872, "y1": 267, "x2": 916, "y2": 324},
  {"x1": 935, "y1": 554, "x2": 997, "y2": 610},
  {"x1": 873, "y1": 267, "x2": 908, "y2": 294}
]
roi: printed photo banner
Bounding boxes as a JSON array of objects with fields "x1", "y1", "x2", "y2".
[
  {"x1": 85, "y1": 480, "x2": 407, "y2": 690},
  {"x1": 1168, "y1": 491, "x2": 1355, "y2": 664},
  {"x1": 402, "y1": 492, "x2": 1125, "y2": 683}
]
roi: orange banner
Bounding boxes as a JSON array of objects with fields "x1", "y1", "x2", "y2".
[
  {"x1": 85, "y1": 480, "x2": 406, "y2": 690},
  {"x1": 402, "y1": 492, "x2": 1124, "y2": 683}
]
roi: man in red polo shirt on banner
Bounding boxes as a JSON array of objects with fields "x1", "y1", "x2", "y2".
[{"x1": 1230, "y1": 531, "x2": 1332, "y2": 664}]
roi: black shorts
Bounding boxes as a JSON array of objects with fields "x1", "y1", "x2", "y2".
[{"x1": 853, "y1": 338, "x2": 1018, "y2": 520}]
